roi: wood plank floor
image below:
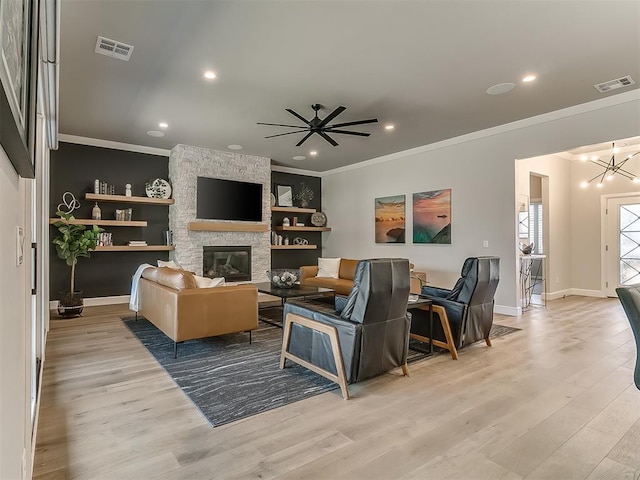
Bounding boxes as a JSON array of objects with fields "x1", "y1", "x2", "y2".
[{"x1": 33, "y1": 296, "x2": 640, "y2": 480}]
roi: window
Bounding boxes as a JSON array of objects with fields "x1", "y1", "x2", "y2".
[{"x1": 529, "y1": 202, "x2": 543, "y2": 254}]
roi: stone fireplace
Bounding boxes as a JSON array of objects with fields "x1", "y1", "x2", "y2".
[
  {"x1": 203, "y1": 246, "x2": 252, "y2": 281},
  {"x1": 168, "y1": 144, "x2": 271, "y2": 281}
]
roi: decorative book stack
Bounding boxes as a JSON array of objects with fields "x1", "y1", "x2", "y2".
[{"x1": 128, "y1": 240, "x2": 148, "y2": 247}]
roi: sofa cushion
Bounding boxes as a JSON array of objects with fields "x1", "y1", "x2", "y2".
[
  {"x1": 317, "y1": 257, "x2": 341, "y2": 278},
  {"x1": 339, "y1": 259, "x2": 359, "y2": 281},
  {"x1": 157, "y1": 259, "x2": 182, "y2": 270},
  {"x1": 142, "y1": 267, "x2": 197, "y2": 291},
  {"x1": 194, "y1": 275, "x2": 225, "y2": 288}
]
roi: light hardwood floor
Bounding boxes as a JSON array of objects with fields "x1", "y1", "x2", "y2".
[{"x1": 33, "y1": 296, "x2": 640, "y2": 480}]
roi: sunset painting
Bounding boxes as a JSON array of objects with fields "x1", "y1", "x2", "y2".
[
  {"x1": 375, "y1": 195, "x2": 406, "y2": 243},
  {"x1": 413, "y1": 189, "x2": 451, "y2": 244}
]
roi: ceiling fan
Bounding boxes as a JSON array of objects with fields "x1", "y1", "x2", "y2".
[{"x1": 258, "y1": 104, "x2": 378, "y2": 147}]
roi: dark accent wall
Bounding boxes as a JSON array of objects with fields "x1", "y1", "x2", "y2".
[
  {"x1": 50, "y1": 142, "x2": 170, "y2": 298},
  {"x1": 270, "y1": 171, "x2": 323, "y2": 269}
]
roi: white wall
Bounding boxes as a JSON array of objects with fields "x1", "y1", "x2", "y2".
[
  {"x1": 322, "y1": 91, "x2": 640, "y2": 313},
  {"x1": 0, "y1": 147, "x2": 32, "y2": 479}
]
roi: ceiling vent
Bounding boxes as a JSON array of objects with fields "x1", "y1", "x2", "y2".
[
  {"x1": 594, "y1": 75, "x2": 635, "y2": 93},
  {"x1": 94, "y1": 36, "x2": 134, "y2": 61}
]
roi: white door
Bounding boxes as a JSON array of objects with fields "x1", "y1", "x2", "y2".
[{"x1": 605, "y1": 195, "x2": 640, "y2": 296}]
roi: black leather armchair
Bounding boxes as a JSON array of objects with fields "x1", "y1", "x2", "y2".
[
  {"x1": 280, "y1": 258, "x2": 412, "y2": 399},
  {"x1": 417, "y1": 256, "x2": 500, "y2": 349},
  {"x1": 615, "y1": 285, "x2": 640, "y2": 390}
]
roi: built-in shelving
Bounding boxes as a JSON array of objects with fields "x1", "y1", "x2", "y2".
[
  {"x1": 85, "y1": 193, "x2": 174, "y2": 205},
  {"x1": 274, "y1": 226, "x2": 331, "y2": 232},
  {"x1": 271, "y1": 206, "x2": 316, "y2": 214},
  {"x1": 271, "y1": 245, "x2": 317, "y2": 250},
  {"x1": 188, "y1": 221, "x2": 269, "y2": 232},
  {"x1": 94, "y1": 245, "x2": 175, "y2": 252},
  {"x1": 49, "y1": 219, "x2": 147, "y2": 227}
]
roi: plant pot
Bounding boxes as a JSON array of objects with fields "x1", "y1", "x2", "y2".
[
  {"x1": 58, "y1": 291, "x2": 84, "y2": 317},
  {"x1": 299, "y1": 200, "x2": 309, "y2": 208}
]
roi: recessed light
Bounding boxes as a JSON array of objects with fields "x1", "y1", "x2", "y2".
[
  {"x1": 486, "y1": 82, "x2": 515, "y2": 95},
  {"x1": 158, "y1": 122, "x2": 168, "y2": 129},
  {"x1": 309, "y1": 151, "x2": 317, "y2": 156},
  {"x1": 292, "y1": 155, "x2": 306, "y2": 161},
  {"x1": 227, "y1": 144, "x2": 243, "y2": 150},
  {"x1": 385, "y1": 124, "x2": 395, "y2": 130},
  {"x1": 522, "y1": 74, "x2": 537, "y2": 83},
  {"x1": 147, "y1": 130, "x2": 165, "y2": 137},
  {"x1": 204, "y1": 70, "x2": 216, "y2": 80}
]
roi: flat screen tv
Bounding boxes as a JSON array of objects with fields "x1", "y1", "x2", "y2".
[{"x1": 196, "y1": 177, "x2": 263, "y2": 222}]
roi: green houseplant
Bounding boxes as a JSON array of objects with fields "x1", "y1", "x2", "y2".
[{"x1": 53, "y1": 211, "x2": 103, "y2": 317}]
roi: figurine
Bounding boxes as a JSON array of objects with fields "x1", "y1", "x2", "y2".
[{"x1": 125, "y1": 183, "x2": 132, "y2": 197}]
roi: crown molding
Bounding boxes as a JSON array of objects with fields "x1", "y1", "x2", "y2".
[{"x1": 58, "y1": 134, "x2": 171, "y2": 157}]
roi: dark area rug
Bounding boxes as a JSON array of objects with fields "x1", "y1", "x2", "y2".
[{"x1": 122, "y1": 308, "x2": 520, "y2": 428}]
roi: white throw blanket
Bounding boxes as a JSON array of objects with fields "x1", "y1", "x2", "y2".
[{"x1": 129, "y1": 263, "x2": 154, "y2": 312}]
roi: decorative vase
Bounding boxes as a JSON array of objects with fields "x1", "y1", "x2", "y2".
[{"x1": 300, "y1": 200, "x2": 309, "y2": 208}]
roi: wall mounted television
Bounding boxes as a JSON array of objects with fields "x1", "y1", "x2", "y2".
[{"x1": 196, "y1": 176, "x2": 263, "y2": 222}]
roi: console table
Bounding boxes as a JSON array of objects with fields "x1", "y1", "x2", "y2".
[{"x1": 520, "y1": 254, "x2": 547, "y2": 309}]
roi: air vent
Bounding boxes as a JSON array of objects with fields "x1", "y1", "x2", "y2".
[
  {"x1": 94, "y1": 36, "x2": 134, "y2": 61},
  {"x1": 594, "y1": 75, "x2": 635, "y2": 93}
]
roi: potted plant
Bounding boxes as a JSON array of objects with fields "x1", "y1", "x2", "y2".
[
  {"x1": 53, "y1": 211, "x2": 103, "y2": 317},
  {"x1": 294, "y1": 183, "x2": 314, "y2": 208}
]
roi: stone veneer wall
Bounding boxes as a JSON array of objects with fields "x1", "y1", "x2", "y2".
[{"x1": 168, "y1": 144, "x2": 271, "y2": 280}]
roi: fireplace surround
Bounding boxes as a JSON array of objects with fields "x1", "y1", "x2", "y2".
[{"x1": 203, "y1": 246, "x2": 252, "y2": 282}]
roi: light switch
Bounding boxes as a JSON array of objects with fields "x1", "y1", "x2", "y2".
[
  {"x1": 482, "y1": 240, "x2": 489, "y2": 248},
  {"x1": 16, "y1": 226, "x2": 24, "y2": 266}
]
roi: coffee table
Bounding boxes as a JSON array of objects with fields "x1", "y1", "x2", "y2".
[{"x1": 255, "y1": 283, "x2": 335, "y2": 327}]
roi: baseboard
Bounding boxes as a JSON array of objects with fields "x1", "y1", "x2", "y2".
[
  {"x1": 568, "y1": 288, "x2": 606, "y2": 298},
  {"x1": 495, "y1": 304, "x2": 519, "y2": 316},
  {"x1": 546, "y1": 289, "x2": 571, "y2": 301},
  {"x1": 48, "y1": 295, "x2": 130, "y2": 310}
]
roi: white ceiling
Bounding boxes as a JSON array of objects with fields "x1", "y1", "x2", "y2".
[{"x1": 58, "y1": 0, "x2": 640, "y2": 172}]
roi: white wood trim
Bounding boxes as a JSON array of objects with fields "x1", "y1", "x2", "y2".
[
  {"x1": 569, "y1": 288, "x2": 607, "y2": 298},
  {"x1": 495, "y1": 304, "x2": 519, "y2": 316},
  {"x1": 58, "y1": 134, "x2": 171, "y2": 157},
  {"x1": 270, "y1": 165, "x2": 322, "y2": 176}
]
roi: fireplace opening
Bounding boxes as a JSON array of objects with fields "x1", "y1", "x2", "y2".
[{"x1": 203, "y1": 246, "x2": 251, "y2": 281}]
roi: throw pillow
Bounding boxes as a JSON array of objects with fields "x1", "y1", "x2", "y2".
[
  {"x1": 194, "y1": 275, "x2": 226, "y2": 288},
  {"x1": 158, "y1": 259, "x2": 182, "y2": 270},
  {"x1": 317, "y1": 257, "x2": 341, "y2": 279}
]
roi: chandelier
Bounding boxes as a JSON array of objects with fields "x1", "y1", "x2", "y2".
[{"x1": 581, "y1": 143, "x2": 640, "y2": 188}]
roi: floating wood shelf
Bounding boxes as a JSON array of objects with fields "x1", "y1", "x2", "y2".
[
  {"x1": 274, "y1": 226, "x2": 331, "y2": 232},
  {"x1": 49, "y1": 219, "x2": 147, "y2": 227},
  {"x1": 94, "y1": 245, "x2": 175, "y2": 252},
  {"x1": 271, "y1": 206, "x2": 316, "y2": 214},
  {"x1": 271, "y1": 245, "x2": 317, "y2": 250},
  {"x1": 188, "y1": 222, "x2": 269, "y2": 232},
  {"x1": 85, "y1": 193, "x2": 174, "y2": 205}
]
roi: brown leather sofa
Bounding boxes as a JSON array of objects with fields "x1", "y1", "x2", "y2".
[
  {"x1": 137, "y1": 267, "x2": 258, "y2": 356},
  {"x1": 299, "y1": 259, "x2": 359, "y2": 295},
  {"x1": 300, "y1": 259, "x2": 419, "y2": 296}
]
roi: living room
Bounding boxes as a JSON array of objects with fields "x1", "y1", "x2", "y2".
[{"x1": 2, "y1": 1, "x2": 640, "y2": 479}]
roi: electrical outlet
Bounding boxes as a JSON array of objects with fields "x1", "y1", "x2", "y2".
[{"x1": 482, "y1": 240, "x2": 489, "y2": 248}]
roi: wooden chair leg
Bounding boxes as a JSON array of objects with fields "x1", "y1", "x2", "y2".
[
  {"x1": 401, "y1": 363, "x2": 409, "y2": 376},
  {"x1": 485, "y1": 337, "x2": 492, "y2": 347},
  {"x1": 280, "y1": 312, "x2": 350, "y2": 400},
  {"x1": 432, "y1": 305, "x2": 458, "y2": 360}
]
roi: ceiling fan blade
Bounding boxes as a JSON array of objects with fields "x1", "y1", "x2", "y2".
[
  {"x1": 265, "y1": 130, "x2": 309, "y2": 139},
  {"x1": 324, "y1": 129, "x2": 371, "y2": 137},
  {"x1": 295, "y1": 131, "x2": 315, "y2": 147},
  {"x1": 257, "y1": 122, "x2": 310, "y2": 128},
  {"x1": 329, "y1": 118, "x2": 378, "y2": 128},
  {"x1": 286, "y1": 109, "x2": 311, "y2": 125},
  {"x1": 318, "y1": 106, "x2": 346, "y2": 128},
  {"x1": 319, "y1": 131, "x2": 339, "y2": 146}
]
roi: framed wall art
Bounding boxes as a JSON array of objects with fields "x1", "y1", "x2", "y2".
[
  {"x1": 413, "y1": 189, "x2": 451, "y2": 244},
  {"x1": 0, "y1": 0, "x2": 37, "y2": 178},
  {"x1": 276, "y1": 184, "x2": 293, "y2": 207},
  {"x1": 374, "y1": 194, "x2": 405, "y2": 243}
]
